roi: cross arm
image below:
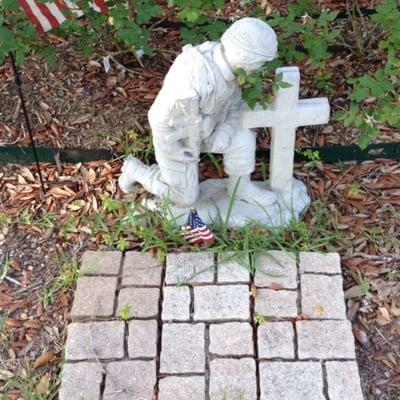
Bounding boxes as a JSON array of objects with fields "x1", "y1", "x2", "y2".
[{"x1": 295, "y1": 98, "x2": 330, "y2": 127}]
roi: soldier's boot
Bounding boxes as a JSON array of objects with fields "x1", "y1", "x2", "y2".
[{"x1": 227, "y1": 175, "x2": 277, "y2": 206}]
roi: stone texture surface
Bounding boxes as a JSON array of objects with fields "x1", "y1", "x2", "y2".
[
  {"x1": 117, "y1": 287, "x2": 159, "y2": 318},
  {"x1": 209, "y1": 322, "x2": 254, "y2": 356},
  {"x1": 162, "y1": 286, "x2": 191, "y2": 321},
  {"x1": 103, "y1": 360, "x2": 156, "y2": 400},
  {"x1": 65, "y1": 321, "x2": 125, "y2": 361},
  {"x1": 254, "y1": 251, "x2": 297, "y2": 288},
  {"x1": 122, "y1": 251, "x2": 162, "y2": 286},
  {"x1": 128, "y1": 320, "x2": 158, "y2": 358},
  {"x1": 160, "y1": 323, "x2": 205, "y2": 374},
  {"x1": 62, "y1": 250, "x2": 363, "y2": 400},
  {"x1": 71, "y1": 276, "x2": 117, "y2": 321},
  {"x1": 301, "y1": 274, "x2": 346, "y2": 319},
  {"x1": 166, "y1": 252, "x2": 214, "y2": 284},
  {"x1": 297, "y1": 320, "x2": 356, "y2": 359},
  {"x1": 217, "y1": 253, "x2": 250, "y2": 283},
  {"x1": 194, "y1": 285, "x2": 250, "y2": 321},
  {"x1": 260, "y1": 362, "x2": 324, "y2": 400},
  {"x1": 326, "y1": 361, "x2": 364, "y2": 400},
  {"x1": 59, "y1": 362, "x2": 103, "y2": 400},
  {"x1": 158, "y1": 376, "x2": 205, "y2": 400},
  {"x1": 299, "y1": 251, "x2": 341, "y2": 274},
  {"x1": 209, "y1": 358, "x2": 257, "y2": 400},
  {"x1": 255, "y1": 289, "x2": 298, "y2": 318},
  {"x1": 80, "y1": 251, "x2": 122, "y2": 275},
  {"x1": 258, "y1": 322, "x2": 295, "y2": 359}
]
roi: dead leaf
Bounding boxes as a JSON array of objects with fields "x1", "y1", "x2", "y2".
[
  {"x1": 250, "y1": 283, "x2": 257, "y2": 298},
  {"x1": 33, "y1": 351, "x2": 54, "y2": 369},
  {"x1": 269, "y1": 282, "x2": 284, "y2": 290},
  {"x1": 376, "y1": 307, "x2": 392, "y2": 326}
]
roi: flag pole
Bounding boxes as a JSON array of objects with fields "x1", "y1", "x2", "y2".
[{"x1": 10, "y1": 52, "x2": 46, "y2": 194}]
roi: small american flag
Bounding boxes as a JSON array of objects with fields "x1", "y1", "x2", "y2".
[
  {"x1": 181, "y1": 209, "x2": 214, "y2": 246},
  {"x1": 19, "y1": 0, "x2": 108, "y2": 34}
]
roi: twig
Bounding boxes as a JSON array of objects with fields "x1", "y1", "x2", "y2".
[
  {"x1": 4, "y1": 276, "x2": 25, "y2": 287},
  {"x1": 359, "y1": 254, "x2": 400, "y2": 263},
  {"x1": 374, "y1": 326, "x2": 400, "y2": 358},
  {"x1": 109, "y1": 55, "x2": 143, "y2": 78}
]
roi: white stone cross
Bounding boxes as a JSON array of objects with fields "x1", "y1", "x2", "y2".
[{"x1": 241, "y1": 66, "x2": 330, "y2": 204}]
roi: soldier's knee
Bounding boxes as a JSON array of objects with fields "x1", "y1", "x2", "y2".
[
  {"x1": 168, "y1": 186, "x2": 199, "y2": 207},
  {"x1": 231, "y1": 129, "x2": 256, "y2": 151}
]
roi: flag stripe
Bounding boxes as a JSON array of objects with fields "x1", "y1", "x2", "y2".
[
  {"x1": 94, "y1": 0, "x2": 108, "y2": 13},
  {"x1": 25, "y1": 0, "x2": 52, "y2": 32},
  {"x1": 47, "y1": 2, "x2": 66, "y2": 25},
  {"x1": 19, "y1": 0, "x2": 45, "y2": 33},
  {"x1": 34, "y1": 1, "x2": 60, "y2": 30}
]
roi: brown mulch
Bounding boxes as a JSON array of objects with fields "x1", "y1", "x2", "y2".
[{"x1": 0, "y1": 157, "x2": 399, "y2": 398}]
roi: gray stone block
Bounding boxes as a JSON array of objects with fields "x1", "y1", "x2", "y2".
[
  {"x1": 217, "y1": 253, "x2": 250, "y2": 283},
  {"x1": 58, "y1": 362, "x2": 103, "y2": 400},
  {"x1": 71, "y1": 276, "x2": 117, "y2": 321},
  {"x1": 301, "y1": 274, "x2": 346, "y2": 319},
  {"x1": 258, "y1": 322, "x2": 295, "y2": 359},
  {"x1": 326, "y1": 361, "x2": 364, "y2": 400},
  {"x1": 299, "y1": 252, "x2": 341, "y2": 274},
  {"x1": 209, "y1": 358, "x2": 257, "y2": 400},
  {"x1": 260, "y1": 362, "x2": 324, "y2": 400},
  {"x1": 194, "y1": 285, "x2": 250, "y2": 321},
  {"x1": 128, "y1": 320, "x2": 158, "y2": 358},
  {"x1": 65, "y1": 321, "x2": 125, "y2": 361},
  {"x1": 166, "y1": 252, "x2": 214, "y2": 284},
  {"x1": 209, "y1": 322, "x2": 253, "y2": 356},
  {"x1": 80, "y1": 251, "x2": 122, "y2": 275},
  {"x1": 255, "y1": 289, "x2": 298, "y2": 318},
  {"x1": 254, "y1": 251, "x2": 297, "y2": 289},
  {"x1": 297, "y1": 320, "x2": 356, "y2": 359},
  {"x1": 160, "y1": 323, "x2": 205, "y2": 374},
  {"x1": 122, "y1": 251, "x2": 162, "y2": 286},
  {"x1": 158, "y1": 376, "x2": 205, "y2": 400},
  {"x1": 162, "y1": 286, "x2": 191, "y2": 321},
  {"x1": 117, "y1": 287, "x2": 159, "y2": 318},
  {"x1": 103, "y1": 360, "x2": 156, "y2": 400}
]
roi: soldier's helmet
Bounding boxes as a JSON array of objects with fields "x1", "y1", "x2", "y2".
[{"x1": 221, "y1": 17, "x2": 278, "y2": 67}]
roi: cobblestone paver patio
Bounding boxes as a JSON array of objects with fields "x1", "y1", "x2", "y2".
[{"x1": 59, "y1": 250, "x2": 364, "y2": 399}]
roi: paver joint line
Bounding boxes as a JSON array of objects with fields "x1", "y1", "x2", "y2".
[{"x1": 60, "y1": 251, "x2": 364, "y2": 400}]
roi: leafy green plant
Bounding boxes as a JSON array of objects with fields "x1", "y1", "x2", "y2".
[
  {"x1": 236, "y1": 68, "x2": 291, "y2": 109},
  {"x1": 119, "y1": 304, "x2": 132, "y2": 321},
  {"x1": 169, "y1": 0, "x2": 226, "y2": 44},
  {"x1": 336, "y1": 0, "x2": 400, "y2": 149},
  {"x1": 253, "y1": 313, "x2": 266, "y2": 325}
]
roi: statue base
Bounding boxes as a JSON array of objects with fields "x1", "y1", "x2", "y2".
[{"x1": 143, "y1": 178, "x2": 311, "y2": 228}]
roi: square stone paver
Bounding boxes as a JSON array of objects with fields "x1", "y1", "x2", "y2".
[
  {"x1": 217, "y1": 253, "x2": 250, "y2": 283},
  {"x1": 58, "y1": 362, "x2": 103, "y2": 400},
  {"x1": 194, "y1": 285, "x2": 250, "y2": 321},
  {"x1": 260, "y1": 362, "x2": 324, "y2": 400},
  {"x1": 65, "y1": 321, "x2": 125, "y2": 361},
  {"x1": 255, "y1": 289, "x2": 298, "y2": 318},
  {"x1": 326, "y1": 361, "x2": 364, "y2": 400},
  {"x1": 117, "y1": 287, "x2": 159, "y2": 318},
  {"x1": 297, "y1": 320, "x2": 356, "y2": 359},
  {"x1": 103, "y1": 360, "x2": 156, "y2": 400},
  {"x1": 301, "y1": 274, "x2": 346, "y2": 319},
  {"x1": 209, "y1": 322, "x2": 253, "y2": 356},
  {"x1": 128, "y1": 320, "x2": 158, "y2": 358},
  {"x1": 254, "y1": 251, "x2": 297, "y2": 289},
  {"x1": 71, "y1": 276, "x2": 117, "y2": 321},
  {"x1": 160, "y1": 323, "x2": 205, "y2": 374},
  {"x1": 299, "y1": 251, "x2": 341, "y2": 274},
  {"x1": 158, "y1": 376, "x2": 205, "y2": 400},
  {"x1": 209, "y1": 358, "x2": 257, "y2": 400},
  {"x1": 165, "y1": 252, "x2": 214, "y2": 284},
  {"x1": 258, "y1": 322, "x2": 295, "y2": 359},
  {"x1": 162, "y1": 286, "x2": 191, "y2": 321},
  {"x1": 122, "y1": 251, "x2": 162, "y2": 286},
  {"x1": 80, "y1": 251, "x2": 122, "y2": 275}
]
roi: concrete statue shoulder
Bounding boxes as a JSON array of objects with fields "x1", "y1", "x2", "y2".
[{"x1": 118, "y1": 17, "x2": 330, "y2": 227}]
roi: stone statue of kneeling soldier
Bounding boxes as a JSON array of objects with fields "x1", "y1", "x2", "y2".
[{"x1": 119, "y1": 18, "x2": 279, "y2": 208}]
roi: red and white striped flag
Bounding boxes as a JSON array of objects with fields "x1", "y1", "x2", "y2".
[
  {"x1": 18, "y1": 0, "x2": 108, "y2": 34},
  {"x1": 181, "y1": 209, "x2": 214, "y2": 246}
]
